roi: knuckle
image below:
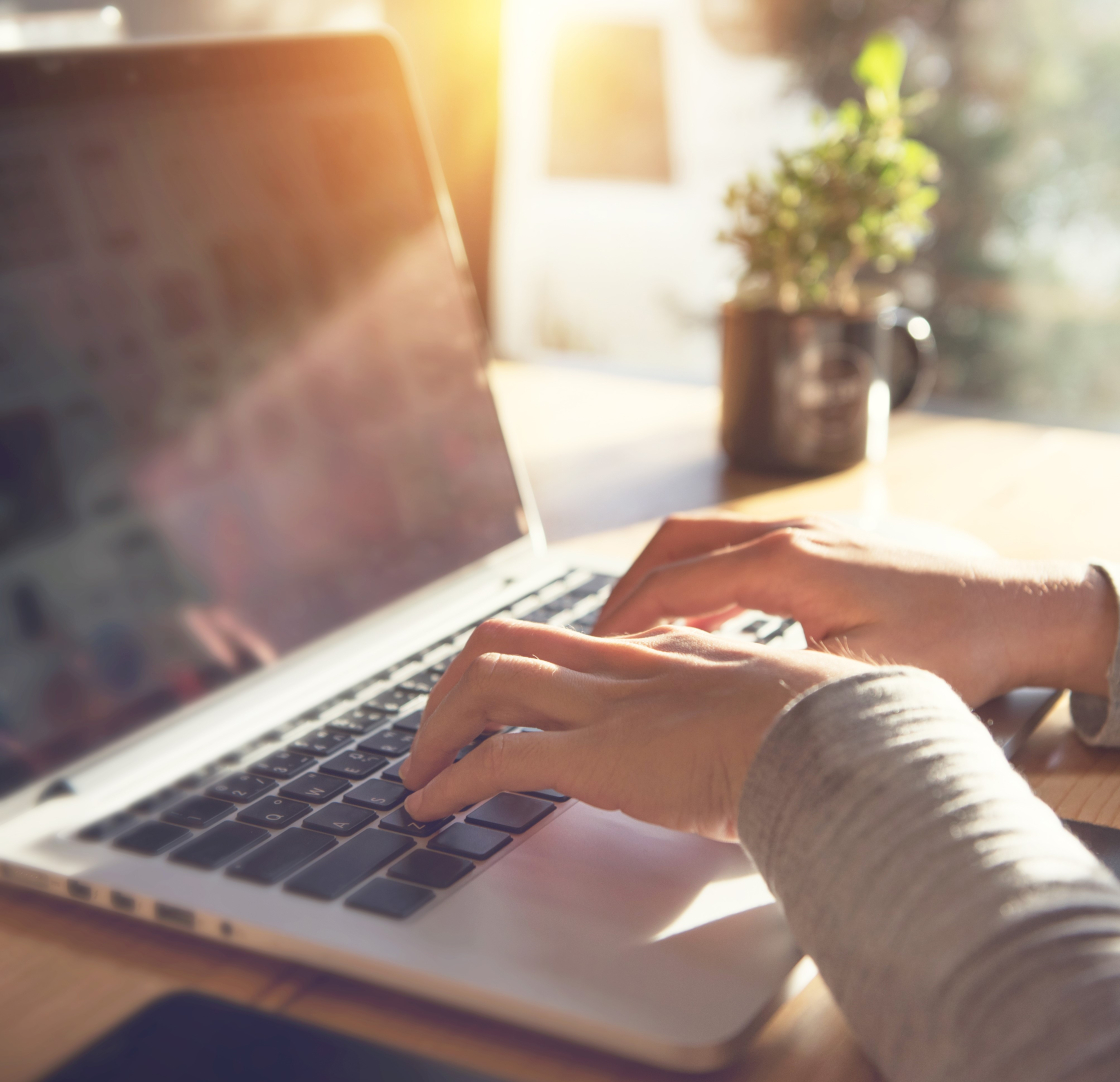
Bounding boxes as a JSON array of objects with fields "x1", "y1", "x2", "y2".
[
  {"x1": 659, "y1": 513, "x2": 704, "y2": 541},
  {"x1": 758, "y1": 526, "x2": 802, "y2": 554},
  {"x1": 662, "y1": 625, "x2": 708, "y2": 651},
  {"x1": 472, "y1": 618, "x2": 509, "y2": 646},
  {"x1": 477, "y1": 733, "x2": 511, "y2": 786},
  {"x1": 463, "y1": 652, "x2": 503, "y2": 691}
]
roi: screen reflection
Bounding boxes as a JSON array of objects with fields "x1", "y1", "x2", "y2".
[{"x1": 0, "y1": 63, "x2": 524, "y2": 797}]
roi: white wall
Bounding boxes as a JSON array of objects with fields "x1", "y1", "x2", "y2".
[{"x1": 492, "y1": 0, "x2": 815, "y2": 381}]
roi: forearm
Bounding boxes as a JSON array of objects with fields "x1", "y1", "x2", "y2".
[{"x1": 740, "y1": 668, "x2": 1120, "y2": 1082}]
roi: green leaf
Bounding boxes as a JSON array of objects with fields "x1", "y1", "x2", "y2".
[
  {"x1": 901, "y1": 139, "x2": 936, "y2": 174},
  {"x1": 853, "y1": 33, "x2": 906, "y2": 98},
  {"x1": 836, "y1": 99, "x2": 862, "y2": 132},
  {"x1": 909, "y1": 185, "x2": 940, "y2": 211}
]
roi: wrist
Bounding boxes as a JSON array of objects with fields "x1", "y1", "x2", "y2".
[{"x1": 1011, "y1": 562, "x2": 1118, "y2": 696}]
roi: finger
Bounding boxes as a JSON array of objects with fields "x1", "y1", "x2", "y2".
[
  {"x1": 404, "y1": 652, "x2": 613, "y2": 790},
  {"x1": 596, "y1": 515, "x2": 815, "y2": 629},
  {"x1": 424, "y1": 617, "x2": 658, "y2": 719},
  {"x1": 404, "y1": 728, "x2": 593, "y2": 821},
  {"x1": 595, "y1": 531, "x2": 810, "y2": 636},
  {"x1": 620, "y1": 623, "x2": 771, "y2": 663},
  {"x1": 685, "y1": 604, "x2": 744, "y2": 631}
]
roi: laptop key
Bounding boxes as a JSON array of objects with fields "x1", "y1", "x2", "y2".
[
  {"x1": 290, "y1": 729, "x2": 351, "y2": 756},
  {"x1": 466, "y1": 793, "x2": 554, "y2": 834},
  {"x1": 401, "y1": 669, "x2": 441, "y2": 693},
  {"x1": 378, "y1": 808, "x2": 452, "y2": 838},
  {"x1": 302, "y1": 802, "x2": 378, "y2": 836},
  {"x1": 227, "y1": 828, "x2": 336, "y2": 885},
  {"x1": 379, "y1": 762, "x2": 406, "y2": 784},
  {"x1": 358, "y1": 730, "x2": 413, "y2": 757},
  {"x1": 346, "y1": 877, "x2": 434, "y2": 919},
  {"x1": 368, "y1": 686, "x2": 417, "y2": 713},
  {"x1": 237, "y1": 796, "x2": 311, "y2": 829},
  {"x1": 319, "y1": 749, "x2": 387, "y2": 779},
  {"x1": 572, "y1": 574, "x2": 615, "y2": 598},
  {"x1": 248, "y1": 750, "x2": 314, "y2": 779},
  {"x1": 285, "y1": 830, "x2": 414, "y2": 900},
  {"x1": 429, "y1": 823, "x2": 511, "y2": 861},
  {"x1": 279, "y1": 773, "x2": 350, "y2": 804},
  {"x1": 343, "y1": 778, "x2": 408, "y2": 811},
  {"x1": 759, "y1": 618, "x2": 797, "y2": 643},
  {"x1": 521, "y1": 788, "x2": 571, "y2": 803},
  {"x1": 388, "y1": 848, "x2": 473, "y2": 889},
  {"x1": 391, "y1": 711, "x2": 423, "y2": 734},
  {"x1": 170, "y1": 821, "x2": 268, "y2": 869},
  {"x1": 207, "y1": 773, "x2": 276, "y2": 803},
  {"x1": 349, "y1": 703, "x2": 388, "y2": 722},
  {"x1": 114, "y1": 820, "x2": 191, "y2": 855},
  {"x1": 129, "y1": 788, "x2": 179, "y2": 815},
  {"x1": 162, "y1": 796, "x2": 235, "y2": 829},
  {"x1": 77, "y1": 811, "x2": 137, "y2": 842},
  {"x1": 325, "y1": 714, "x2": 381, "y2": 736}
]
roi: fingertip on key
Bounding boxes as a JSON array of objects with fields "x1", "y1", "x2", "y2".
[{"x1": 402, "y1": 789, "x2": 423, "y2": 819}]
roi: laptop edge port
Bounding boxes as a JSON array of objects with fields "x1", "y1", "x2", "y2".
[
  {"x1": 154, "y1": 902, "x2": 194, "y2": 929},
  {"x1": 109, "y1": 890, "x2": 135, "y2": 912},
  {"x1": 67, "y1": 880, "x2": 92, "y2": 901}
]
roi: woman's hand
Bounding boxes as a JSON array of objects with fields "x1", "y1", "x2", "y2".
[
  {"x1": 595, "y1": 514, "x2": 1118, "y2": 705},
  {"x1": 399, "y1": 619, "x2": 866, "y2": 837}
]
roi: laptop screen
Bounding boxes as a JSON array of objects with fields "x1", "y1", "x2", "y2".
[{"x1": 0, "y1": 36, "x2": 527, "y2": 798}]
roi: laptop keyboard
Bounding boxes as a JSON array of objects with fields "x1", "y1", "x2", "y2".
[
  {"x1": 73, "y1": 570, "x2": 615, "y2": 919},
  {"x1": 73, "y1": 570, "x2": 801, "y2": 922}
]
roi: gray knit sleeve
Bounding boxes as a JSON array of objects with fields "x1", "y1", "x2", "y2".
[
  {"x1": 1070, "y1": 563, "x2": 1120, "y2": 746},
  {"x1": 740, "y1": 667, "x2": 1120, "y2": 1082}
]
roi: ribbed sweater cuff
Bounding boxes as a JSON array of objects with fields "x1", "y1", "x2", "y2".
[{"x1": 1070, "y1": 562, "x2": 1120, "y2": 746}]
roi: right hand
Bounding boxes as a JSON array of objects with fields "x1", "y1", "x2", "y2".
[
  {"x1": 594, "y1": 514, "x2": 1117, "y2": 706},
  {"x1": 399, "y1": 618, "x2": 866, "y2": 835}
]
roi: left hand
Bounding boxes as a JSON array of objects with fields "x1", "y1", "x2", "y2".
[
  {"x1": 399, "y1": 619, "x2": 867, "y2": 839},
  {"x1": 594, "y1": 513, "x2": 1117, "y2": 704}
]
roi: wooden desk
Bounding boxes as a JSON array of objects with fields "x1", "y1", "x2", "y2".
[{"x1": 5, "y1": 361, "x2": 1120, "y2": 1082}]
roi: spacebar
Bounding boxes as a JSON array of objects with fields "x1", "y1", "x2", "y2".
[{"x1": 227, "y1": 828, "x2": 335, "y2": 884}]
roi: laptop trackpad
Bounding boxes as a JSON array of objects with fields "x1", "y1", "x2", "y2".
[
  {"x1": 468, "y1": 800, "x2": 768, "y2": 942},
  {"x1": 419, "y1": 800, "x2": 802, "y2": 1051}
]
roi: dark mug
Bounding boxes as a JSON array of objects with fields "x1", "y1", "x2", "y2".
[{"x1": 720, "y1": 304, "x2": 937, "y2": 474}]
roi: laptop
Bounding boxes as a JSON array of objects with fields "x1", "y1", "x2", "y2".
[{"x1": 0, "y1": 31, "x2": 809, "y2": 1071}]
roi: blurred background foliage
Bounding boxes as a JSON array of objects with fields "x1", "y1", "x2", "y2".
[{"x1": 750, "y1": 0, "x2": 1120, "y2": 426}]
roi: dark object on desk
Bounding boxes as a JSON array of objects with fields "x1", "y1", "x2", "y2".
[
  {"x1": 1063, "y1": 819, "x2": 1120, "y2": 881},
  {"x1": 39, "y1": 992, "x2": 499, "y2": 1082},
  {"x1": 720, "y1": 304, "x2": 937, "y2": 474},
  {"x1": 977, "y1": 687, "x2": 1062, "y2": 759}
]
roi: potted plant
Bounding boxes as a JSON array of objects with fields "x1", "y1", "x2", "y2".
[{"x1": 719, "y1": 33, "x2": 942, "y2": 474}]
